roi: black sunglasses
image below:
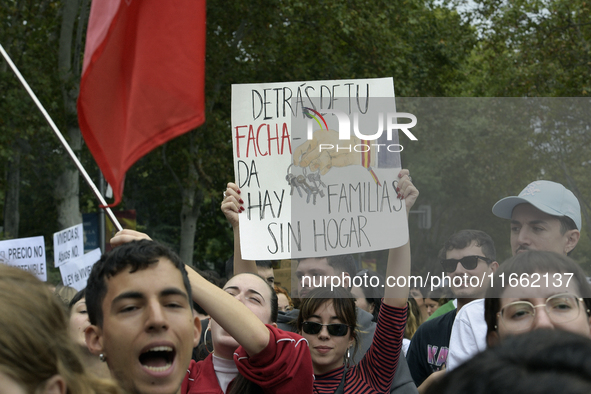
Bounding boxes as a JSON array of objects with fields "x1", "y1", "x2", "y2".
[
  {"x1": 302, "y1": 322, "x2": 350, "y2": 336},
  {"x1": 440, "y1": 255, "x2": 492, "y2": 273}
]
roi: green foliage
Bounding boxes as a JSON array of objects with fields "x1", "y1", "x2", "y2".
[
  {"x1": 461, "y1": 0, "x2": 591, "y2": 271},
  {"x1": 404, "y1": 0, "x2": 591, "y2": 275},
  {"x1": 1, "y1": 0, "x2": 64, "y2": 241},
  {"x1": 462, "y1": 0, "x2": 591, "y2": 96},
  {"x1": 4, "y1": 0, "x2": 589, "y2": 281},
  {"x1": 204, "y1": 0, "x2": 475, "y2": 95}
]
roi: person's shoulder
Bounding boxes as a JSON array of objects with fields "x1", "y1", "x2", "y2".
[
  {"x1": 356, "y1": 306, "x2": 377, "y2": 330},
  {"x1": 188, "y1": 356, "x2": 211, "y2": 373},
  {"x1": 411, "y1": 315, "x2": 440, "y2": 341},
  {"x1": 462, "y1": 298, "x2": 484, "y2": 311},
  {"x1": 186, "y1": 356, "x2": 214, "y2": 381},
  {"x1": 427, "y1": 300, "x2": 456, "y2": 320},
  {"x1": 280, "y1": 308, "x2": 300, "y2": 319},
  {"x1": 456, "y1": 299, "x2": 484, "y2": 320},
  {"x1": 438, "y1": 309, "x2": 458, "y2": 329},
  {"x1": 184, "y1": 356, "x2": 222, "y2": 394},
  {"x1": 277, "y1": 308, "x2": 299, "y2": 332},
  {"x1": 423, "y1": 309, "x2": 457, "y2": 328},
  {"x1": 411, "y1": 310, "x2": 456, "y2": 341}
]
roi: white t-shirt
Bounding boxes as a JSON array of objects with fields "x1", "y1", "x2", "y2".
[
  {"x1": 402, "y1": 338, "x2": 411, "y2": 356},
  {"x1": 447, "y1": 298, "x2": 487, "y2": 371},
  {"x1": 212, "y1": 354, "x2": 239, "y2": 393}
]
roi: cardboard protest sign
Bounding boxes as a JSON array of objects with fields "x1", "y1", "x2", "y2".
[
  {"x1": 53, "y1": 223, "x2": 84, "y2": 267},
  {"x1": 0, "y1": 236, "x2": 47, "y2": 281},
  {"x1": 59, "y1": 248, "x2": 101, "y2": 291},
  {"x1": 232, "y1": 77, "x2": 413, "y2": 260}
]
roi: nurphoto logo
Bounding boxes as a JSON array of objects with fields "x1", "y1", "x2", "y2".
[{"x1": 303, "y1": 106, "x2": 417, "y2": 154}]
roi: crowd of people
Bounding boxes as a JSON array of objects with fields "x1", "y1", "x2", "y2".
[{"x1": 1, "y1": 172, "x2": 590, "y2": 394}]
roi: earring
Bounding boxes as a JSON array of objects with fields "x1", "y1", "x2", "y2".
[
  {"x1": 205, "y1": 326, "x2": 214, "y2": 354},
  {"x1": 344, "y1": 347, "x2": 352, "y2": 367},
  {"x1": 99, "y1": 353, "x2": 106, "y2": 362}
]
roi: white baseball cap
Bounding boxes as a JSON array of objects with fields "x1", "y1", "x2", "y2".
[{"x1": 492, "y1": 180, "x2": 581, "y2": 230}]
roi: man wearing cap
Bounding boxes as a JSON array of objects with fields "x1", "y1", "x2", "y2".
[
  {"x1": 445, "y1": 180, "x2": 582, "y2": 371},
  {"x1": 492, "y1": 180, "x2": 580, "y2": 256}
]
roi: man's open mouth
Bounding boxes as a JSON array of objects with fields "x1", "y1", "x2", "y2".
[{"x1": 139, "y1": 346, "x2": 176, "y2": 372}]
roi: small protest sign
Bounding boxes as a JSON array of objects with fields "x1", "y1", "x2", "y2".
[
  {"x1": 0, "y1": 236, "x2": 47, "y2": 281},
  {"x1": 59, "y1": 248, "x2": 101, "y2": 291},
  {"x1": 53, "y1": 223, "x2": 84, "y2": 267}
]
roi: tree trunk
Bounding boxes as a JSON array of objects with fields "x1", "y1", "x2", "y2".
[
  {"x1": 173, "y1": 132, "x2": 204, "y2": 268},
  {"x1": 162, "y1": 135, "x2": 203, "y2": 268},
  {"x1": 179, "y1": 182, "x2": 202, "y2": 268},
  {"x1": 54, "y1": 126, "x2": 83, "y2": 229},
  {"x1": 3, "y1": 147, "x2": 21, "y2": 238},
  {"x1": 53, "y1": 0, "x2": 88, "y2": 230}
]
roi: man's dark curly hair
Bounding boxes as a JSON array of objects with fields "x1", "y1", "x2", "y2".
[{"x1": 86, "y1": 239, "x2": 191, "y2": 327}]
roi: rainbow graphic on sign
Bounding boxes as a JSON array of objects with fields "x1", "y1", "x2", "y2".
[{"x1": 303, "y1": 107, "x2": 328, "y2": 131}]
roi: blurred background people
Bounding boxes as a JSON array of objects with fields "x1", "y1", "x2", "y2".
[
  {"x1": 68, "y1": 289, "x2": 111, "y2": 380},
  {"x1": 351, "y1": 269, "x2": 385, "y2": 322},
  {"x1": 423, "y1": 287, "x2": 451, "y2": 318},
  {"x1": 275, "y1": 285, "x2": 294, "y2": 312}
]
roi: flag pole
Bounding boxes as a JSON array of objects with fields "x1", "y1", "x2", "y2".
[{"x1": 0, "y1": 43, "x2": 123, "y2": 232}]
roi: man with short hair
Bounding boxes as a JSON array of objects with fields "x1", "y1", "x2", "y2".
[
  {"x1": 406, "y1": 230, "x2": 498, "y2": 388},
  {"x1": 294, "y1": 254, "x2": 357, "y2": 299},
  {"x1": 494, "y1": 180, "x2": 580, "y2": 256},
  {"x1": 85, "y1": 240, "x2": 201, "y2": 394},
  {"x1": 95, "y1": 234, "x2": 315, "y2": 394},
  {"x1": 255, "y1": 260, "x2": 275, "y2": 285},
  {"x1": 226, "y1": 258, "x2": 276, "y2": 285},
  {"x1": 446, "y1": 180, "x2": 582, "y2": 371}
]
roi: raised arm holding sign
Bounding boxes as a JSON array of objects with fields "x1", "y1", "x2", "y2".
[{"x1": 221, "y1": 182, "x2": 258, "y2": 276}]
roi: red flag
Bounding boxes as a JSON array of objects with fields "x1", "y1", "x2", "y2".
[{"x1": 77, "y1": 0, "x2": 206, "y2": 206}]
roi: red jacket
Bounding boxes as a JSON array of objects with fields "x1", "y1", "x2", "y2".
[{"x1": 181, "y1": 325, "x2": 314, "y2": 394}]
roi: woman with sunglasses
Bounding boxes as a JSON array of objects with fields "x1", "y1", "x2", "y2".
[
  {"x1": 295, "y1": 171, "x2": 416, "y2": 394},
  {"x1": 485, "y1": 250, "x2": 591, "y2": 346}
]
